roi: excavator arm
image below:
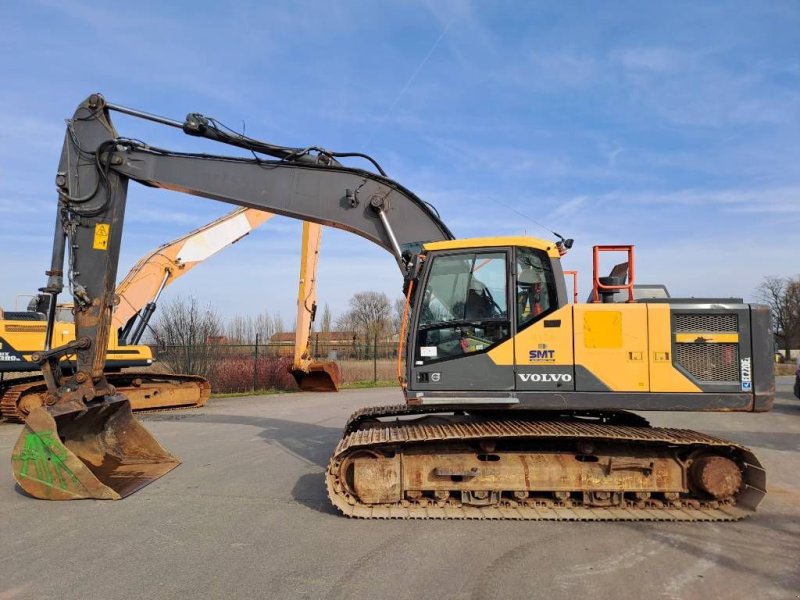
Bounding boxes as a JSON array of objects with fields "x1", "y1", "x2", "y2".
[
  {"x1": 115, "y1": 207, "x2": 274, "y2": 344},
  {"x1": 116, "y1": 205, "x2": 338, "y2": 390},
  {"x1": 11, "y1": 93, "x2": 452, "y2": 500}
]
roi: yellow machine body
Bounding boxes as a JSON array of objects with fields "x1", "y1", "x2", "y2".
[
  {"x1": 0, "y1": 314, "x2": 153, "y2": 371},
  {"x1": 491, "y1": 303, "x2": 703, "y2": 392},
  {"x1": 408, "y1": 236, "x2": 770, "y2": 412}
]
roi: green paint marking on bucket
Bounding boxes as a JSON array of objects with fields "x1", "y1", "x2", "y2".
[{"x1": 11, "y1": 432, "x2": 79, "y2": 490}]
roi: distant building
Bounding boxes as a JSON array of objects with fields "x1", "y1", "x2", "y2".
[
  {"x1": 268, "y1": 331, "x2": 361, "y2": 358},
  {"x1": 269, "y1": 331, "x2": 359, "y2": 345}
]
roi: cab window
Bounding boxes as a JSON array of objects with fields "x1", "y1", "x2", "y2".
[
  {"x1": 417, "y1": 252, "x2": 510, "y2": 363},
  {"x1": 516, "y1": 247, "x2": 556, "y2": 330}
]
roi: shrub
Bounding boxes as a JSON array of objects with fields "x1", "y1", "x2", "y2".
[{"x1": 209, "y1": 356, "x2": 298, "y2": 393}]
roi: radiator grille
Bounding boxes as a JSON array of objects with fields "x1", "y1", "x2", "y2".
[
  {"x1": 674, "y1": 343, "x2": 740, "y2": 382},
  {"x1": 4, "y1": 325, "x2": 46, "y2": 333},
  {"x1": 674, "y1": 313, "x2": 738, "y2": 333},
  {"x1": 3, "y1": 311, "x2": 46, "y2": 322}
]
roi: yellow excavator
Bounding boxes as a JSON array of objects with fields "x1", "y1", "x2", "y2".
[
  {"x1": 11, "y1": 95, "x2": 773, "y2": 521},
  {"x1": 0, "y1": 207, "x2": 273, "y2": 421}
]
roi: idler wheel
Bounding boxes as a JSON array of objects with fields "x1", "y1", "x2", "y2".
[{"x1": 690, "y1": 455, "x2": 742, "y2": 499}]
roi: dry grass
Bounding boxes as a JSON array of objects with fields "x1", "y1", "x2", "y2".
[{"x1": 337, "y1": 359, "x2": 398, "y2": 384}]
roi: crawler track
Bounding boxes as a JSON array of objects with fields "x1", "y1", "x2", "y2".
[
  {"x1": 326, "y1": 408, "x2": 765, "y2": 521},
  {"x1": 343, "y1": 404, "x2": 650, "y2": 434},
  {"x1": 0, "y1": 372, "x2": 210, "y2": 422}
]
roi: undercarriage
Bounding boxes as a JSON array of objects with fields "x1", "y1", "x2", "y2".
[
  {"x1": 326, "y1": 407, "x2": 765, "y2": 521},
  {"x1": 1, "y1": 372, "x2": 210, "y2": 423}
]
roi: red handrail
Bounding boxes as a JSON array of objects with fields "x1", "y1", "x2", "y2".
[
  {"x1": 563, "y1": 270, "x2": 579, "y2": 303},
  {"x1": 592, "y1": 245, "x2": 635, "y2": 303}
]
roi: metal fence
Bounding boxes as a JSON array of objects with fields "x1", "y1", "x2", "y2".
[
  {"x1": 146, "y1": 338, "x2": 401, "y2": 392},
  {"x1": 148, "y1": 339, "x2": 400, "y2": 362}
]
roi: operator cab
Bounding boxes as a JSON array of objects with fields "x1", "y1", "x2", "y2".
[{"x1": 408, "y1": 237, "x2": 568, "y2": 392}]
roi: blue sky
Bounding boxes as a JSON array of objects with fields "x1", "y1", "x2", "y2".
[{"x1": 1, "y1": 1, "x2": 798, "y2": 324}]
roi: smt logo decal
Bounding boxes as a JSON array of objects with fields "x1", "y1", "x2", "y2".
[
  {"x1": 529, "y1": 349, "x2": 556, "y2": 361},
  {"x1": 518, "y1": 373, "x2": 572, "y2": 383},
  {"x1": 529, "y1": 343, "x2": 556, "y2": 362},
  {"x1": 740, "y1": 357, "x2": 752, "y2": 391}
]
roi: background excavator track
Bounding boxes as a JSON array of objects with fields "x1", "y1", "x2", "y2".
[
  {"x1": 0, "y1": 372, "x2": 210, "y2": 422},
  {"x1": 326, "y1": 408, "x2": 765, "y2": 521}
]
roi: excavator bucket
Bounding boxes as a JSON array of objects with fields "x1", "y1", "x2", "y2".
[
  {"x1": 291, "y1": 361, "x2": 341, "y2": 392},
  {"x1": 11, "y1": 396, "x2": 179, "y2": 500}
]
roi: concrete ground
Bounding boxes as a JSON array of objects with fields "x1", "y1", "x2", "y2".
[{"x1": 1, "y1": 379, "x2": 798, "y2": 600}]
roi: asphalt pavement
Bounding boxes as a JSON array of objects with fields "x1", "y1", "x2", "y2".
[{"x1": 1, "y1": 379, "x2": 798, "y2": 600}]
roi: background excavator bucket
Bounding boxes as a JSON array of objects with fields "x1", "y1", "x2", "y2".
[
  {"x1": 11, "y1": 396, "x2": 180, "y2": 500},
  {"x1": 291, "y1": 361, "x2": 341, "y2": 392}
]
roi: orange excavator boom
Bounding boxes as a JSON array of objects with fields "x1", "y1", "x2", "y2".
[
  {"x1": 117, "y1": 207, "x2": 274, "y2": 343},
  {"x1": 290, "y1": 222, "x2": 341, "y2": 391}
]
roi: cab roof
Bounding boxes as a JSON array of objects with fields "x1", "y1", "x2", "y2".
[{"x1": 423, "y1": 236, "x2": 562, "y2": 259}]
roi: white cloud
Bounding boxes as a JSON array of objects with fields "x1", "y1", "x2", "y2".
[{"x1": 612, "y1": 46, "x2": 800, "y2": 127}]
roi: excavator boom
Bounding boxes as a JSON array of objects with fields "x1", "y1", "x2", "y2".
[{"x1": 115, "y1": 207, "x2": 274, "y2": 340}]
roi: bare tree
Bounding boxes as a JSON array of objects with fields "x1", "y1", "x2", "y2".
[
  {"x1": 756, "y1": 276, "x2": 800, "y2": 359},
  {"x1": 334, "y1": 310, "x2": 356, "y2": 333},
  {"x1": 272, "y1": 312, "x2": 286, "y2": 334},
  {"x1": 254, "y1": 311, "x2": 276, "y2": 342},
  {"x1": 338, "y1": 291, "x2": 392, "y2": 340},
  {"x1": 226, "y1": 313, "x2": 253, "y2": 343},
  {"x1": 151, "y1": 295, "x2": 223, "y2": 376},
  {"x1": 320, "y1": 303, "x2": 332, "y2": 334},
  {"x1": 392, "y1": 296, "x2": 406, "y2": 334}
]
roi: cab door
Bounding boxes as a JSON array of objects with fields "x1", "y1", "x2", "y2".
[
  {"x1": 510, "y1": 246, "x2": 576, "y2": 392},
  {"x1": 409, "y1": 249, "x2": 515, "y2": 392}
]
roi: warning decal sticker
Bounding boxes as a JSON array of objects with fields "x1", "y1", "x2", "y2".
[{"x1": 93, "y1": 223, "x2": 110, "y2": 250}]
